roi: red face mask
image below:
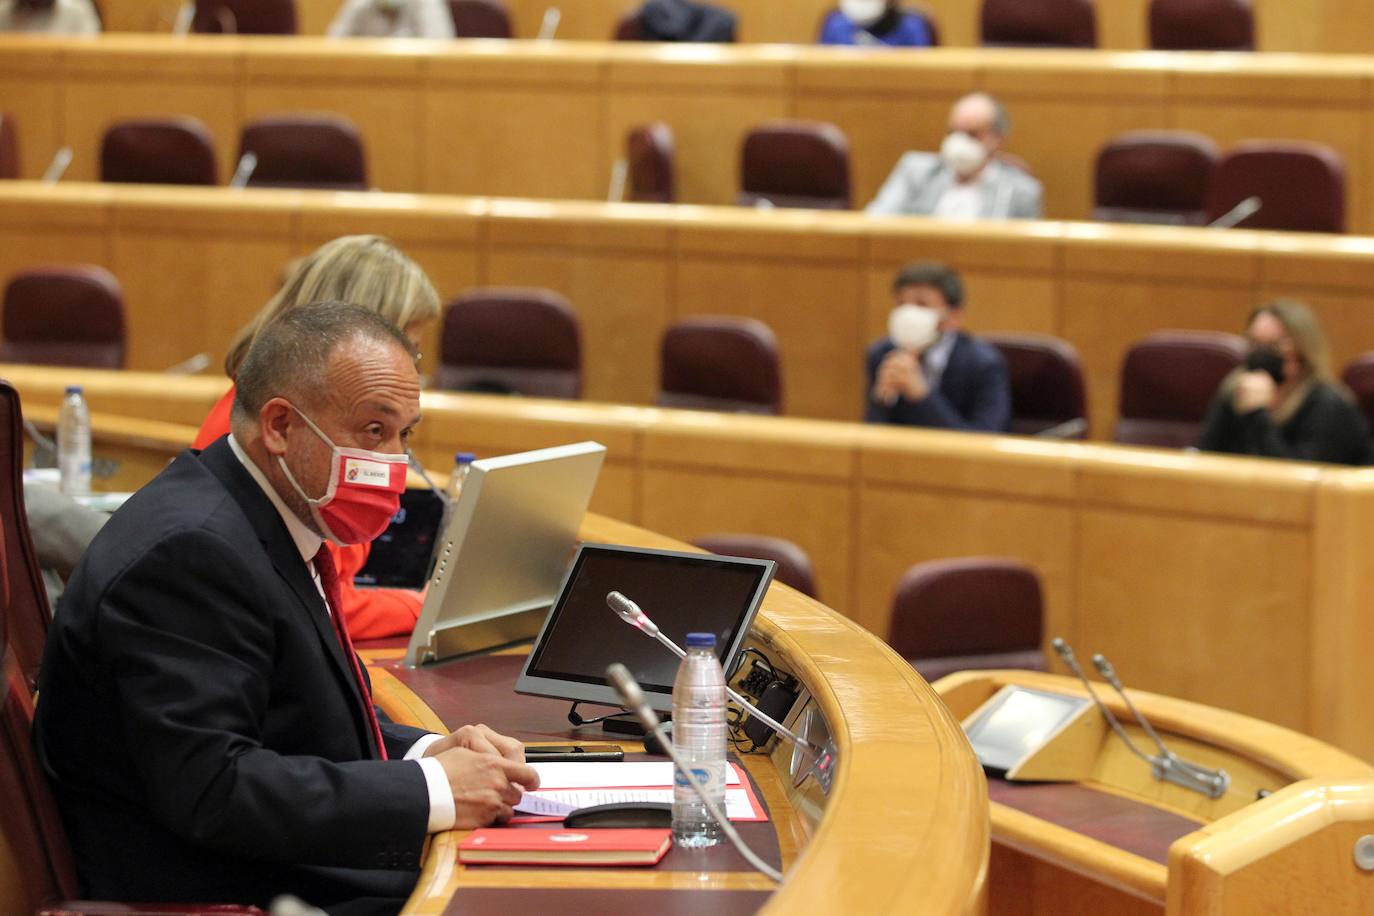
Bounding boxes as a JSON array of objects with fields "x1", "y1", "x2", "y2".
[{"x1": 277, "y1": 405, "x2": 408, "y2": 546}]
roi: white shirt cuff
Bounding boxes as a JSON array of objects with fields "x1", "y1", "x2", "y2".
[{"x1": 406, "y1": 736, "x2": 456, "y2": 833}]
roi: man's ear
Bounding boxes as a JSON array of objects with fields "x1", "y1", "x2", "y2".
[{"x1": 260, "y1": 398, "x2": 294, "y2": 457}]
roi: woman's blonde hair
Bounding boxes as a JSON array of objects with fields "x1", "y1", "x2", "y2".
[
  {"x1": 1250, "y1": 298, "x2": 1332, "y2": 383},
  {"x1": 223, "y1": 235, "x2": 441, "y2": 378}
]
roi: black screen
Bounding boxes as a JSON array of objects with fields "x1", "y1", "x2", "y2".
[
  {"x1": 354, "y1": 489, "x2": 445, "y2": 589},
  {"x1": 525, "y1": 545, "x2": 773, "y2": 695}
]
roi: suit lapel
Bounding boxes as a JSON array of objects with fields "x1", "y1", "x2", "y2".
[{"x1": 198, "y1": 439, "x2": 374, "y2": 754}]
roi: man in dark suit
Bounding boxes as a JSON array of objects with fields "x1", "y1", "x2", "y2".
[
  {"x1": 34, "y1": 302, "x2": 539, "y2": 914},
  {"x1": 865, "y1": 261, "x2": 1012, "y2": 432}
]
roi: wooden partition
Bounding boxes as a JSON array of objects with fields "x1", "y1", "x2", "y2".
[
  {"x1": 94, "y1": 0, "x2": 1374, "y2": 55},
  {"x1": 7, "y1": 182, "x2": 1374, "y2": 438},
  {"x1": 9, "y1": 363, "x2": 1374, "y2": 765},
  {"x1": 11, "y1": 37, "x2": 1374, "y2": 231}
]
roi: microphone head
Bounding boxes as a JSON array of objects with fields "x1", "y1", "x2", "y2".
[
  {"x1": 1091, "y1": 653, "x2": 1117, "y2": 680},
  {"x1": 1051, "y1": 637, "x2": 1073, "y2": 661},
  {"x1": 605, "y1": 663, "x2": 659, "y2": 732},
  {"x1": 606, "y1": 591, "x2": 659, "y2": 637}
]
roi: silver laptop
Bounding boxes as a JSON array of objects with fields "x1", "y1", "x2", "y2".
[{"x1": 404, "y1": 440, "x2": 606, "y2": 666}]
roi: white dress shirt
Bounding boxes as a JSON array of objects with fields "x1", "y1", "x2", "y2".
[
  {"x1": 922, "y1": 331, "x2": 958, "y2": 391},
  {"x1": 932, "y1": 175, "x2": 985, "y2": 221},
  {"x1": 227, "y1": 434, "x2": 455, "y2": 833}
]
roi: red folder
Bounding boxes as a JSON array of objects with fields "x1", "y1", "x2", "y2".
[{"x1": 458, "y1": 827, "x2": 673, "y2": 867}]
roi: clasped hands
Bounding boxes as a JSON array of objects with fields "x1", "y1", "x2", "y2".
[
  {"x1": 424, "y1": 723, "x2": 540, "y2": 828},
  {"x1": 1233, "y1": 370, "x2": 1277, "y2": 414},
  {"x1": 873, "y1": 349, "x2": 930, "y2": 406}
]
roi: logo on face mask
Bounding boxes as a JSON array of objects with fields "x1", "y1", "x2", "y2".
[
  {"x1": 940, "y1": 131, "x2": 989, "y2": 179},
  {"x1": 276, "y1": 405, "x2": 409, "y2": 547}
]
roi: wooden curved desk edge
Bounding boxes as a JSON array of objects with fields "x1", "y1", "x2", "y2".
[
  {"x1": 378, "y1": 512, "x2": 989, "y2": 916},
  {"x1": 1166, "y1": 778, "x2": 1374, "y2": 915}
]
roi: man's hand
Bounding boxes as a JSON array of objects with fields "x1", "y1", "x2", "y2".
[
  {"x1": 432, "y1": 746, "x2": 541, "y2": 828},
  {"x1": 423, "y1": 723, "x2": 525, "y2": 762},
  {"x1": 1233, "y1": 370, "x2": 1277, "y2": 414},
  {"x1": 874, "y1": 349, "x2": 930, "y2": 405}
]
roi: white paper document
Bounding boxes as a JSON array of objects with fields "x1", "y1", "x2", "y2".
[
  {"x1": 520, "y1": 787, "x2": 760, "y2": 820},
  {"x1": 529, "y1": 760, "x2": 742, "y2": 790}
]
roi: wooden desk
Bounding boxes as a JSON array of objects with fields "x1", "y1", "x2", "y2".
[
  {"x1": 12, "y1": 366, "x2": 1374, "y2": 767},
  {"x1": 935, "y1": 670, "x2": 1374, "y2": 915},
  {"x1": 11, "y1": 37, "x2": 1374, "y2": 230},
  {"x1": 9, "y1": 182, "x2": 1374, "y2": 437},
  {"x1": 92, "y1": 0, "x2": 1374, "y2": 55}
]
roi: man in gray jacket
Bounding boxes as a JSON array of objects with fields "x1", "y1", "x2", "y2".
[{"x1": 866, "y1": 92, "x2": 1043, "y2": 220}]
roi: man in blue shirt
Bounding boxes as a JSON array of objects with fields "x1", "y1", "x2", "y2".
[{"x1": 818, "y1": 0, "x2": 934, "y2": 47}]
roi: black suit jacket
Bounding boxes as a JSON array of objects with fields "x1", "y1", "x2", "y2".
[
  {"x1": 864, "y1": 333, "x2": 1012, "y2": 432},
  {"x1": 34, "y1": 437, "x2": 432, "y2": 911}
]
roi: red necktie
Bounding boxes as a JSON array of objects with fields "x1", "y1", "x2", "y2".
[{"x1": 313, "y1": 545, "x2": 388, "y2": 761}]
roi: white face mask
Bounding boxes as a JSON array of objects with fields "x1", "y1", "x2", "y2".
[
  {"x1": 889, "y1": 304, "x2": 941, "y2": 352},
  {"x1": 940, "y1": 131, "x2": 988, "y2": 179},
  {"x1": 840, "y1": 0, "x2": 887, "y2": 28}
]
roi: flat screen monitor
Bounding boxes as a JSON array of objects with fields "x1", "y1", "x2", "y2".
[
  {"x1": 354, "y1": 488, "x2": 446, "y2": 590},
  {"x1": 515, "y1": 543, "x2": 776, "y2": 713},
  {"x1": 962, "y1": 685, "x2": 1093, "y2": 773},
  {"x1": 403, "y1": 441, "x2": 606, "y2": 666}
]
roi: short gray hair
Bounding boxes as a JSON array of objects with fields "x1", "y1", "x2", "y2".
[{"x1": 231, "y1": 300, "x2": 417, "y2": 423}]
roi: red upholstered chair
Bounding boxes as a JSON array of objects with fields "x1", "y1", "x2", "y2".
[
  {"x1": 100, "y1": 118, "x2": 218, "y2": 186},
  {"x1": 984, "y1": 333, "x2": 1089, "y2": 438},
  {"x1": 1, "y1": 267, "x2": 126, "y2": 370},
  {"x1": 0, "y1": 113, "x2": 17, "y2": 180},
  {"x1": 1205, "y1": 141, "x2": 1346, "y2": 233},
  {"x1": 658, "y1": 317, "x2": 784, "y2": 415},
  {"x1": 738, "y1": 121, "x2": 851, "y2": 211},
  {"x1": 238, "y1": 114, "x2": 368, "y2": 191},
  {"x1": 887, "y1": 557, "x2": 1049, "y2": 683},
  {"x1": 981, "y1": 0, "x2": 1096, "y2": 47},
  {"x1": 692, "y1": 533, "x2": 818, "y2": 599},
  {"x1": 448, "y1": 0, "x2": 513, "y2": 36},
  {"x1": 613, "y1": 8, "x2": 642, "y2": 38},
  {"x1": 435, "y1": 288, "x2": 582, "y2": 398},
  {"x1": 1093, "y1": 130, "x2": 1219, "y2": 226},
  {"x1": 1340, "y1": 353, "x2": 1374, "y2": 434},
  {"x1": 1149, "y1": 0, "x2": 1253, "y2": 50},
  {"x1": 191, "y1": 0, "x2": 296, "y2": 33},
  {"x1": 626, "y1": 123, "x2": 675, "y2": 203},
  {"x1": 0, "y1": 381, "x2": 51, "y2": 696},
  {"x1": 1113, "y1": 330, "x2": 1246, "y2": 448}
]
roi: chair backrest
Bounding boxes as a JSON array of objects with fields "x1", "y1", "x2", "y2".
[
  {"x1": 100, "y1": 117, "x2": 218, "y2": 186},
  {"x1": 692, "y1": 533, "x2": 818, "y2": 599},
  {"x1": 1149, "y1": 0, "x2": 1253, "y2": 50},
  {"x1": 1341, "y1": 353, "x2": 1374, "y2": 434},
  {"x1": 738, "y1": 120, "x2": 851, "y2": 211},
  {"x1": 0, "y1": 114, "x2": 17, "y2": 180},
  {"x1": 1114, "y1": 330, "x2": 1246, "y2": 448},
  {"x1": 0, "y1": 381, "x2": 54, "y2": 696},
  {"x1": 983, "y1": 333, "x2": 1088, "y2": 437},
  {"x1": 613, "y1": 8, "x2": 643, "y2": 39},
  {"x1": 192, "y1": 0, "x2": 296, "y2": 33},
  {"x1": 447, "y1": 0, "x2": 513, "y2": 36},
  {"x1": 887, "y1": 556, "x2": 1048, "y2": 684},
  {"x1": 980, "y1": 0, "x2": 1096, "y2": 47},
  {"x1": 0, "y1": 267, "x2": 126, "y2": 370},
  {"x1": 626, "y1": 123, "x2": 675, "y2": 203},
  {"x1": 1205, "y1": 141, "x2": 1346, "y2": 233},
  {"x1": 658, "y1": 317, "x2": 784, "y2": 415},
  {"x1": 238, "y1": 114, "x2": 368, "y2": 191},
  {"x1": 1093, "y1": 130, "x2": 1219, "y2": 226},
  {"x1": 435, "y1": 288, "x2": 582, "y2": 399}
]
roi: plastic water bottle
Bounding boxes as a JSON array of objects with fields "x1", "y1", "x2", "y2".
[
  {"x1": 672, "y1": 632, "x2": 728, "y2": 847},
  {"x1": 446, "y1": 451, "x2": 475, "y2": 502},
  {"x1": 57, "y1": 385, "x2": 91, "y2": 498}
]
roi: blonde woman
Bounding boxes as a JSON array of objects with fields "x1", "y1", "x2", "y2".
[
  {"x1": 195, "y1": 235, "x2": 442, "y2": 637},
  {"x1": 1197, "y1": 300, "x2": 1373, "y2": 465}
]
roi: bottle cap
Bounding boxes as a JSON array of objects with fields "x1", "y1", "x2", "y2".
[
  {"x1": 456, "y1": 451, "x2": 476, "y2": 464},
  {"x1": 685, "y1": 632, "x2": 716, "y2": 649},
  {"x1": 65, "y1": 385, "x2": 83, "y2": 394}
]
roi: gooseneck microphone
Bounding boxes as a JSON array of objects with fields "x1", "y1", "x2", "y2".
[
  {"x1": 605, "y1": 663, "x2": 784, "y2": 883},
  {"x1": 605, "y1": 591, "x2": 822, "y2": 756},
  {"x1": 1052, "y1": 638, "x2": 1228, "y2": 799},
  {"x1": 1209, "y1": 195, "x2": 1262, "y2": 229},
  {"x1": 1092, "y1": 653, "x2": 1229, "y2": 798}
]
